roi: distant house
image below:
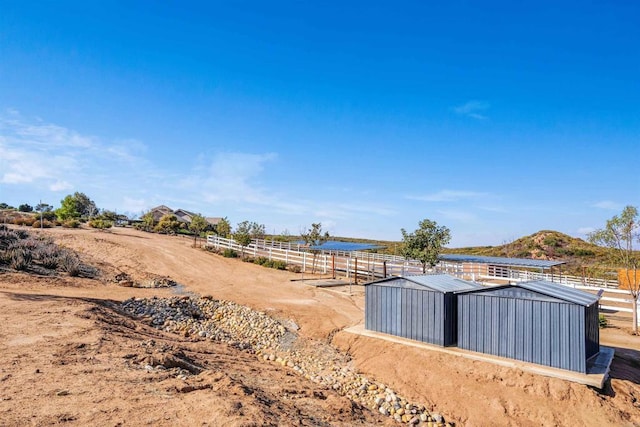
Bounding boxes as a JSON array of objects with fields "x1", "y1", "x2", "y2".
[
  {"x1": 148, "y1": 205, "x2": 173, "y2": 222},
  {"x1": 173, "y1": 208, "x2": 197, "y2": 224},
  {"x1": 206, "y1": 217, "x2": 223, "y2": 227},
  {"x1": 147, "y1": 205, "x2": 220, "y2": 229}
]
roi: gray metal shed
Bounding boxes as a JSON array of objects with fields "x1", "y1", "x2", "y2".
[
  {"x1": 457, "y1": 280, "x2": 600, "y2": 373},
  {"x1": 365, "y1": 274, "x2": 481, "y2": 346}
]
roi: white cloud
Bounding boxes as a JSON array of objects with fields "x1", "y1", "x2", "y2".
[
  {"x1": 0, "y1": 110, "x2": 400, "y2": 237},
  {"x1": 0, "y1": 110, "x2": 159, "y2": 206},
  {"x1": 452, "y1": 100, "x2": 490, "y2": 120},
  {"x1": 407, "y1": 190, "x2": 489, "y2": 202},
  {"x1": 49, "y1": 180, "x2": 73, "y2": 192},
  {"x1": 592, "y1": 200, "x2": 621, "y2": 210}
]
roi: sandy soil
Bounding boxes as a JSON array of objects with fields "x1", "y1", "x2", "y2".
[{"x1": 1, "y1": 226, "x2": 640, "y2": 426}]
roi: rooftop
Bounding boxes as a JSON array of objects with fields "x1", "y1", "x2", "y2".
[
  {"x1": 458, "y1": 280, "x2": 600, "y2": 307},
  {"x1": 367, "y1": 273, "x2": 481, "y2": 293},
  {"x1": 307, "y1": 241, "x2": 383, "y2": 252},
  {"x1": 439, "y1": 254, "x2": 565, "y2": 269}
]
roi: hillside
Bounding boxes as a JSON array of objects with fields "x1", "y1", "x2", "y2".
[{"x1": 445, "y1": 230, "x2": 614, "y2": 277}]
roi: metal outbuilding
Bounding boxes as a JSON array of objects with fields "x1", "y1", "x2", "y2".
[
  {"x1": 456, "y1": 280, "x2": 600, "y2": 373},
  {"x1": 365, "y1": 274, "x2": 481, "y2": 346}
]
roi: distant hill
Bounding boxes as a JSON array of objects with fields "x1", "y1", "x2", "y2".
[
  {"x1": 445, "y1": 230, "x2": 614, "y2": 276},
  {"x1": 328, "y1": 230, "x2": 620, "y2": 278}
]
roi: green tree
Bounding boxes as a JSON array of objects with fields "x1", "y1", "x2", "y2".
[
  {"x1": 139, "y1": 211, "x2": 156, "y2": 232},
  {"x1": 216, "y1": 217, "x2": 231, "y2": 238},
  {"x1": 589, "y1": 206, "x2": 640, "y2": 333},
  {"x1": 233, "y1": 221, "x2": 265, "y2": 257},
  {"x1": 99, "y1": 210, "x2": 128, "y2": 226},
  {"x1": 56, "y1": 195, "x2": 80, "y2": 220},
  {"x1": 189, "y1": 213, "x2": 209, "y2": 247},
  {"x1": 155, "y1": 214, "x2": 181, "y2": 234},
  {"x1": 18, "y1": 204, "x2": 33, "y2": 212},
  {"x1": 301, "y1": 223, "x2": 330, "y2": 273},
  {"x1": 401, "y1": 219, "x2": 451, "y2": 273},
  {"x1": 56, "y1": 192, "x2": 98, "y2": 220},
  {"x1": 73, "y1": 192, "x2": 98, "y2": 218},
  {"x1": 233, "y1": 221, "x2": 253, "y2": 257}
]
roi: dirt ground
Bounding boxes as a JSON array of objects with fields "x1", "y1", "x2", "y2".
[{"x1": 1, "y1": 227, "x2": 639, "y2": 426}]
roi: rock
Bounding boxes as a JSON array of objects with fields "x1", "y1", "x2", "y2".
[
  {"x1": 117, "y1": 295, "x2": 446, "y2": 424},
  {"x1": 432, "y1": 413, "x2": 444, "y2": 423}
]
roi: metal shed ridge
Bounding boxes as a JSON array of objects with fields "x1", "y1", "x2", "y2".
[
  {"x1": 367, "y1": 274, "x2": 482, "y2": 293},
  {"x1": 457, "y1": 280, "x2": 600, "y2": 307},
  {"x1": 439, "y1": 254, "x2": 565, "y2": 269}
]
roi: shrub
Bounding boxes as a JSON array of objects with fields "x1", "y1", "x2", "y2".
[
  {"x1": 222, "y1": 249, "x2": 238, "y2": 258},
  {"x1": 13, "y1": 218, "x2": 25, "y2": 226},
  {"x1": 35, "y1": 245, "x2": 61, "y2": 269},
  {"x1": 254, "y1": 256, "x2": 269, "y2": 266},
  {"x1": 32, "y1": 219, "x2": 53, "y2": 228},
  {"x1": 88, "y1": 219, "x2": 113, "y2": 230},
  {"x1": 14, "y1": 229, "x2": 29, "y2": 239},
  {"x1": 599, "y1": 314, "x2": 608, "y2": 328},
  {"x1": 14, "y1": 238, "x2": 39, "y2": 252},
  {"x1": 59, "y1": 251, "x2": 81, "y2": 276},
  {"x1": 270, "y1": 260, "x2": 287, "y2": 270},
  {"x1": 63, "y1": 219, "x2": 80, "y2": 228},
  {"x1": 0, "y1": 230, "x2": 19, "y2": 250},
  {"x1": 574, "y1": 248, "x2": 595, "y2": 257},
  {"x1": 9, "y1": 248, "x2": 32, "y2": 271},
  {"x1": 288, "y1": 264, "x2": 302, "y2": 273}
]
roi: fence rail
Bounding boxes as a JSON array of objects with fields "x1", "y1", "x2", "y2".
[{"x1": 206, "y1": 235, "x2": 636, "y2": 318}]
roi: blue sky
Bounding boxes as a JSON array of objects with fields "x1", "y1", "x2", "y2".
[{"x1": 1, "y1": 1, "x2": 638, "y2": 246}]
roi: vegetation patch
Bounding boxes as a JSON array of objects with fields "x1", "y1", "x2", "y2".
[{"x1": 0, "y1": 226, "x2": 97, "y2": 278}]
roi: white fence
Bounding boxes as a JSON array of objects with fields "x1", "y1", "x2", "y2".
[
  {"x1": 205, "y1": 235, "x2": 636, "y2": 316},
  {"x1": 206, "y1": 235, "x2": 424, "y2": 280}
]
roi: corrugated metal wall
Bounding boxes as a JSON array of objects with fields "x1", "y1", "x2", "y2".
[
  {"x1": 457, "y1": 294, "x2": 592, "y2": 373},
  {"x1": 365, "y1": 284, "x2": 456, "y2": 346},
  {"x1": 585, "y1": 304, "x2": 600, "y2": 360}
]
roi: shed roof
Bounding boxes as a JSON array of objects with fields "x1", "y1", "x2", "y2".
[
  {"x1": 307, "y1": 241, "x2": 383, "y2": 251},
  {"x1": 439, "y1": 254, "x2": 565, "y2": 269},
  {"x1": 458, "y1": 280, "x2": 600, "y2": 307},
  {"x1": 368, "y1": 274, "x2": 481, "y2": 293}
]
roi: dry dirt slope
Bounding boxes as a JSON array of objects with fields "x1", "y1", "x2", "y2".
[
  {"x1": 1, "y1": 226, "x2": 640, "y2": 426},
  {"x1": 0, "y1": 286, "x2": 389, "y2": 426}
]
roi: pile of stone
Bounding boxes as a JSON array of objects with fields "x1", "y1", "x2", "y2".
[
  {"x1": 115, "y1": 273, "x2": 178, "y2": 288},
  {"x1": 119, "y1": 296, "x2": 453, "y2": 426}
]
